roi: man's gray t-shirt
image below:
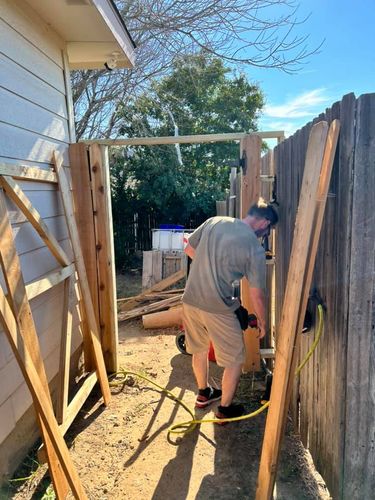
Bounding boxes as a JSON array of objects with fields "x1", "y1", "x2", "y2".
[{"x1": 182, "y1": 216, "x2": 266, "y2": 313}]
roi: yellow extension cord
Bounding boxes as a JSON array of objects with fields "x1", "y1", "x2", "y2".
[{"x1": 109, "y1": 304, "x2": 324, "y2": 437}]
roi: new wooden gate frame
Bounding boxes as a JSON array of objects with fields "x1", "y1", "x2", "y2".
[
  {"x1": 0, "y1": 153, "x2": 111, "y2": 499},
  {"x1": 256, "y1": 120, "x2": 340, "y2": 499},
  {"x1": 82, "y1": 131, "x2": 284, "y2": 371}
]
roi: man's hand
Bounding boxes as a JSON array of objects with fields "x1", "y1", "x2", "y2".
[{"x1": 248, "y1": 287, "x2": 267, "y2": 339}]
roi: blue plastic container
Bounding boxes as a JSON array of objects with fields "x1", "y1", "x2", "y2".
[{"x1": 159, "y1": 224, "x2": 184, "y2": 230}]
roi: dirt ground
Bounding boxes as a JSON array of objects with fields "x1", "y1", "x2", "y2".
[{"x1": 4, "y1": 273, "x2": 331, "y2": 500}]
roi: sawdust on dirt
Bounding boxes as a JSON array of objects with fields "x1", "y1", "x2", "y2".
[{"x1": 5, "y1": 272, "x2": 331, "y2": 499}]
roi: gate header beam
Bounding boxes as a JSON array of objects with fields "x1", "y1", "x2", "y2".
[{"x1": 81, "y1": 131, "x2": 284, "y2": 146}]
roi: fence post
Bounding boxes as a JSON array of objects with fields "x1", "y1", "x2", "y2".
[
  {"x1": 89, "y1": 144, "x2": 118, "y2": 373},
  {"x1": 68, "y1": 143, "x2": 97, "y2": 370},
  {"x1": 240, "y1": 134, "x2": 262, "y2": 372}
]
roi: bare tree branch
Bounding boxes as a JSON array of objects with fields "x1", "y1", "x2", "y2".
[{"x1": 73, "y1": 0, "x2": 322, "y2": 139}]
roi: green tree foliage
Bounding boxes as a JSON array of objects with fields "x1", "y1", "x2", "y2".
[{"x1": 111, "y1": 53, "x2": 264, "y2": 268}]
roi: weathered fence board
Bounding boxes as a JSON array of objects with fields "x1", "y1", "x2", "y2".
[
  {"x1": 273, "y1": 93, "x2": 374, "y2": 498},
  {"x1": 343, "y1": 93, "x2": 375, "y2": 499}
]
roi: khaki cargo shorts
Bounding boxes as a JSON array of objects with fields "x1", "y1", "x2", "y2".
[{"x1": 182, "y1": 303, "x2": 245, "y2": 367}]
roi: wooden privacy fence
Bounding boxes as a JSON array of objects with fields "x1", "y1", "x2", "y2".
[{"x1": 263, "y1": 93, "x2": 375, "y2": 499}]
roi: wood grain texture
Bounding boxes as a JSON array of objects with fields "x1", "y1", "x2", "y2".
[
  {"x1": 89, "y1": 144, "x2": 118, "y2": 372},
  {"x1": 215, "y1": 200, "x2": 227, "y2": 216},
  {"x1": 256, "y1": 121, "x2": 330, "y2": 499},
  {"x1": 0, "y1": 163, "x2": 57, "y2": 183},
  {"x1": 0, "y1": 176, "x2": 70, "y2": 266},
  {"x1": 25, "y1": 265, "x2": 74, "y2": 301},
  {"x1": 142, "y1": 306, "x2": 182, "y2": 329},
  {"x1": 274, "y1": 95, "x2": 357, "y2": 499},
  {"x1": 344, "y1": 93, "x2": 375, "y2": 499},
  {"x1": 0, "y1": 285, "x2": 87, "y2": 498},
  {"x1": 142, "y1": 251, "x2": 163, "y2": 289},
  {"x1": 54, "y1": 152, "x2": 111, "y2": 405},
  {"x1": 240, "y1": 134, "x2": 261, "y2": 372},
  {"x1": 119, "y1": 268, "x2": 185, "y2": 313},
  {"x1": 69, "y1": 143, "x2": 97, "y2": 370},
  {"x1": 83, "y1": 131, "x2": 284, "y2": 146},
  {"x1": 119, "y1": 294, "x2": 182, "y2": 321},
  {"x1": 0, "y1": 190, "x2": 70, "y2": 497},
  {"x1": 56, "y1": 276, "x2": 74, "y2": 425}
]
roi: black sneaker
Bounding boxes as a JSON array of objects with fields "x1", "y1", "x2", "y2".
[
  {"x1": 215, "y1": 403, "x2": 245, "y2": 424},
  {"x1": 195, "y1": 386, "x2": 222, "y2": 408}
]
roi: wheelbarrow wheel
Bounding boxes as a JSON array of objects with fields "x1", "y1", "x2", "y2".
[{"x1": 175, "y1": 332, "x2": 191, "y2": 355}]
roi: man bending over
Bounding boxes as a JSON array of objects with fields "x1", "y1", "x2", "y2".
[{"x1": 182, "y1": 199, "x2": 278, "y2": 421}]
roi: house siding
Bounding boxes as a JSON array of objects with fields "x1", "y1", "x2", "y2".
[{"x1": 0, "y1": 0, "x2": 83, "y2": 481}]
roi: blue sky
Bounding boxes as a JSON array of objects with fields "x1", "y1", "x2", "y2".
[{"x1": 248, "y1": 0, "x2": 375, "y2": 140}]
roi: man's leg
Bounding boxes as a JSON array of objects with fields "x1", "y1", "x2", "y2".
[
  {"x1": 220, "y1": 364, "x2": 243, "y2": 406},
  {"x1": 192, "y1": 351, "x2": 209, "y2": 389},
  {"x1": 192, "y1": 350, "x2": 222, "y2": 408},
  {"x1": 182, "y1": 304, "x2": 221, "y2": 408}
]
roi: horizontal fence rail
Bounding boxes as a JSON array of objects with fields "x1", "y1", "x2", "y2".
[{"x1": 81, "y1": 131, "x2": 285, "y2": 146}]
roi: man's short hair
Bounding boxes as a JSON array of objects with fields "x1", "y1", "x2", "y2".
[{"x1": 248, "y1": 198, "x2": 278, "y2": 226}]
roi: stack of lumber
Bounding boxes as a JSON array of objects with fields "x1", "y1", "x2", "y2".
[{"x1": 117, "y1": 269, "x2": 185, "y2": 327}]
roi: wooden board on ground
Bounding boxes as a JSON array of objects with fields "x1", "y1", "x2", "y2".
[
  {"x1": 142, "y1": 306, "x2": 183, "y2": 329},
  {"x1": 256, "y1": 120, "x2": 340, "y2": 499},
  {"x1": 119, "y1": 294, "x2": 183, "y2": 321},
  {"x1": 118, "y1": 269, "x2": 185, "y2": 312}
]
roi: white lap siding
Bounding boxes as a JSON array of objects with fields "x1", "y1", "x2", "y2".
[{"x1": 0, "y1": 0, "x2": 83, "y2": 478}]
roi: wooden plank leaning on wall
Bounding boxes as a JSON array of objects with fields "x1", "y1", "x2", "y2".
[
  {"x1": 256, "y1": 120, "x2": 340, "y2": 499},
  {"x1": 0, "y1": 280, "x2": 87, "y2": 499},
  {"x1": 0, "y1": 181, "x2": 87, "y2": 498},
  {"x1": 0, "y1": 190, "x2": 71, "y2": 498},
  {"x1": 0, "y1": 158, "x2": 116, "y2": 495}
]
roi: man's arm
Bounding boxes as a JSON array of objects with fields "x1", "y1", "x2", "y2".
[
  {"x1": 184, "y1": 242, "x2": 195, "y2": 260},
  {"x1": 248, "y1": 287, "x2": 267, "y2": 339},
  {"x1": 183, "y1": 218, "x2": 211, "y2": 261}
]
